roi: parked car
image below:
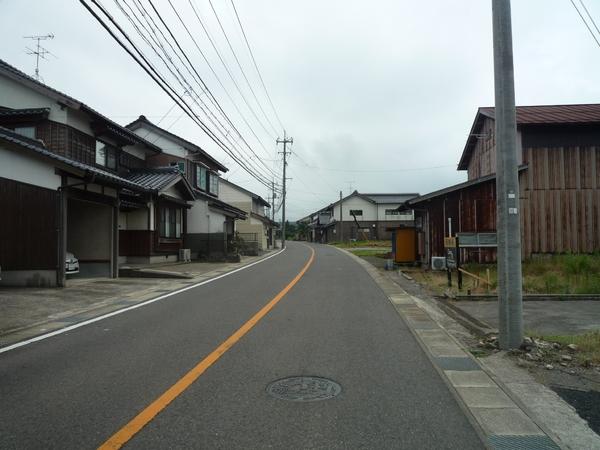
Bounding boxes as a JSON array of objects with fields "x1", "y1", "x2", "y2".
[{"x1": 66, "y1": 252, "x2": 79, "y2": 274}]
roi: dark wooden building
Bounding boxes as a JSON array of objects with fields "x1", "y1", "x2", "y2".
[{"x1": 404, "y1": 104, "x2": 600, "y2": 265}]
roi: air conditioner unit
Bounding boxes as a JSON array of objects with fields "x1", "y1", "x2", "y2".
[
  {"x1": 179, "y1": 248, "x2": 191, "y2": 262},
  {"x1": 431, "y1": 256, "x2": 447, "y2": 271}
]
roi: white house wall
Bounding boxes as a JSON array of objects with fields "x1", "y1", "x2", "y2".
[
  {"x1": 219, "y1": 181, "x2": 251, "y2": 210},
  {"x1": 340, "y1": 197, "x2": 377, "y2": 221},
  {"x1": 122, "y1": 143, "x2": 149, "y2": 160},
  {"x1": 187, "y1": 200, "x2": 227, "y2": 233},
  {"x1": 131, "y1": 126, "x2": 187, "y2": 159},
  {"x1": 0, "y1": 145, "x2": 61, "y2": 190},
  {"x1": 0, "y1": 76, "x2": 66, "y2": 123}
]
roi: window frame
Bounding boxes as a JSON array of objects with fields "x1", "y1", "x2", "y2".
[
  {"x1": 208, "y1": 172, "x2": 219, "y2": 196},
  {"x1": 95, "y1": 140, "x2": 117, "y2": 170},
  {"x1": 196, "y1": 165, "x2": 208, "y2": 191},
  {"x1": 14, "y1": 126, "x2": 36, "y2": 139},
  {"x1": 349, "y1": 209, "x2": 363, "y2": 216}
]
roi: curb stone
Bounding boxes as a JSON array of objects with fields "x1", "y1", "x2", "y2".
[{"x1": 338, "y1": 247, "x2": 563, "y2": 450}]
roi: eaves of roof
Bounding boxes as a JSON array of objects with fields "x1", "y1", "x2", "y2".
[
  {"x1": 0, "y1": 126, "x2": 148, "y2": 192},
  {"x1": 0, "y1": 59, "x2": 161, "y2": 153},
  {"x1": 404, "y1": 164, "x2": 528, "y2": 207}
]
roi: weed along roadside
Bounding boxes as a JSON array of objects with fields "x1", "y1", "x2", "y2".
[
  {"x1": 346, "y1": 247, "x2": 600, "y2": 442},
  {"x1": 401, "y1": 253, "x2": 600, "y2": 297}
]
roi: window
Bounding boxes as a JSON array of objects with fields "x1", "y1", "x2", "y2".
[
  {"x1": 95, "y1": 140, "x2": 117, "y2": 170},
  {"x1": 209, "y1": 172, "x2": 219, "y2": 195},
  {"x1": 349, "y1": 209, "x2": 363, "y2": 216},
  {"x1": 14, "y1": 126, "x2": 35, "y2": 139},
  {"x1": 196, "y1": 165, "x2": 207, "y2": 191},
  {"x1": 171, "y1": 161, "x2": 185, "y2": 174},
  {"x1": 160, "y1": 206, "x2": 182, "y2": 239},
  {"x1": 385, "y1": 209, "x2": 400, "y2": 216}
]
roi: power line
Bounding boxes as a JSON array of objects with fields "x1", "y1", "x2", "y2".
[
  {"x1": 119, "y1": 0, "x2": 280, "y2": 184},
  {"x1": 570, "y1": 0, "x2": 600, "y2": 48},
  {"x1": 187, "y1": 0, "x2": 277, "y2": 141},
  {"x1": 80, "y1": 0, "x2": 278, "y2": 191},
  {"x1": 579, "y1": 0, "x2": 600, "y2": 41},
  {"x1": 163, "y1": 0, "x2": 277, "y2": 165},
  {"x1": 230, "y1": 0, "x2": 285, "y2": 133},
  {"x1": 207, "y1": 0, "x2": 279, "y2": 137}
]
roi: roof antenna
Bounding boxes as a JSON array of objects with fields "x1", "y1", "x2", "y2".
[{"x1": 24, "y1": 34, "x2": 56, "y2": 82}]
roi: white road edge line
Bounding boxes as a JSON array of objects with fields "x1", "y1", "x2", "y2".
[{"x1": 0, "y1": 248, "x2": 286, "y2": 355}]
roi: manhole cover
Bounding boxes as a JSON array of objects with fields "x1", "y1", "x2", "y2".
[{"x1": 266, "y1": 376, "x2": 341, "y2": 402}]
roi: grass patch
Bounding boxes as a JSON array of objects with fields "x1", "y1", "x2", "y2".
[
  {"x1": 536, "y1": 331, "x2": 600, "y2": 365},
  {"x1": 405, "y1": 253, "x2": 600, "y2": 296},
  {"x1": 349, "y1": 249, "x2": 389, "y2": 258},
  {"x1": 330, "y1": 240, "x2": 392, "y2": 249}
]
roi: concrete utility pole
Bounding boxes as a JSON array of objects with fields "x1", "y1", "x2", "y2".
[
  {"x1": 492, "y1": 0, "x2": 523, "y2": 349},
  {"x1": 271, "y1": 180, "x2": 277, "y2": 248},
  {"x1": 339, "y1": 191, "x2": 343, "y2": 241},
  {"x1": 24, "y1": 34, "x2": 55, "y2": 81},
  {"x1": 276, "y1": 131, "x2": 293, "y2": 249}
]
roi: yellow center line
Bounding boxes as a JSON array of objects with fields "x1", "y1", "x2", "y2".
[{"x1": 99, "y1": 245, "x2": 316, "y2": 450}]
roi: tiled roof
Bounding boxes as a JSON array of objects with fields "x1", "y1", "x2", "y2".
[
  {"x1": 479, "y1": 104, "x2": 600, "y2": 124},
  {"x1": 125, "y1": 167, "x2": 182, "y2": 191},
  {"x1": 0, "y1": 126, "x2": 145, "y2": 191},
  {"x1": 0, "y1": 59, "x2": 161, "y2": 153}
]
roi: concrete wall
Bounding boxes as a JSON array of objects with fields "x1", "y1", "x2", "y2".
[{"x1": 0, "y1": 144, "x2": 61, "y2": 190}]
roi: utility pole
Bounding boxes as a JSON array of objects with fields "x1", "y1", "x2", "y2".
[
  {"x1": 276, "y1": 131, "x2": 293, "y2": 249},
  {"x1": 339, "y1": 191, "x2": 343, "y2": 242},
  {"x1": 271, "y1": 181, "x2": 276, "y2": 222},
  {"x1": 24, "y1": 34, "x2": 55, "y2": 81},
  {"x1": 271, "y1": 180, "x2": 277, "y2": 248},
  {"x1": 492, "y1": 0, "x2": 523, "y2": 350}
]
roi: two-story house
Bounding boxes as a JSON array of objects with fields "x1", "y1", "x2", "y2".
[
  {"x1": 300, "y1": 191, "x2": 418, "y2": 243},
  {"x1": 0, "y1": 59, "x2": 196, "y2": 285},
  {"x1": 125, "y1": 115, "x2": 246, "y2": 260},
  {"x1": 218, "y1": 179, "x2": 275, "y2": 252},
  {"x1": 402, "y1": 104, "x2": 600, "y2": 265}
]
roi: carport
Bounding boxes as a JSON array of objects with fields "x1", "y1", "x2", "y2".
[{"x1": 66, "y1": 196, "x2": 113, "y2": 278}]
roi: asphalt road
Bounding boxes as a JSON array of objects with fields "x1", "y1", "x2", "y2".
[{"x1": 0, "y1": 242, "x2": 483, "y2": 449}]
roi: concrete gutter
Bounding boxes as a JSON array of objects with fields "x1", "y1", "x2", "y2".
[{"x1": 338, "y1": 247, "x2": 568, "y2": 450}]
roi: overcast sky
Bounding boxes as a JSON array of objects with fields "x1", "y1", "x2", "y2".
[{"x1": 2, "y1": 0, "x2": 600, "y2": 220}]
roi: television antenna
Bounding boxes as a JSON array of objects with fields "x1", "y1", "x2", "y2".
[{"x1": 24, "y1": 34, "x2": 56, "y2": 81}]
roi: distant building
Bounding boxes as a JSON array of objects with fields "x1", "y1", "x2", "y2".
[
  {"x1": 299, "y1": 191, "x2": 419, "y2": 243},
  {"x1": 219, "y1": 179, "x2": 277, "y2": 253}
]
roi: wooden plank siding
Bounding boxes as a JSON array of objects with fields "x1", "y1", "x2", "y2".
[
  {"x1": 0, "y1": 177, "x2": 58, "y2": 270},
  {"x1": 522, "y1": 145, "x2": 600, "y2": 255},
  {"x1": 467, "y1": 117, "x2": 497, "y2": 180}
]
